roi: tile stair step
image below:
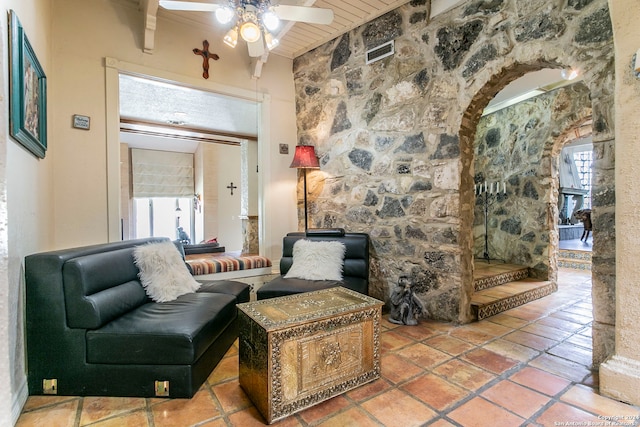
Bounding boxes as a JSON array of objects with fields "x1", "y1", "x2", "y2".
[
  {"x1": 558, "y1": 249, "x2": 592, "y2": 271},
  {"x1": 558, "y1": 259, "x2": 592, "y2": 270},
  {"x1": 558, "y1": 249, "x2": 592, "y2": 262},
  {"x1": 471, "y1": 279, "x2": 557, "y2": 321},
  {"x1": 473, "y1": 265, "x2": 530, "y2": 291}
]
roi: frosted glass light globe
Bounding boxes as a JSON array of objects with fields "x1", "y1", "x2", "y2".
[
  {"x1": 215, "y1": 6, "x2": 235, "y2": 24},
  {"x1": 262, "y1": 11, "x2": 280, "y2": 31},
  {"x1": 240, "y1": 21, "x2": 261, "y2": 43}
]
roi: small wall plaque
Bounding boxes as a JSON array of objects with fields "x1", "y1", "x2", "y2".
[{"x1": 72, "y1": 114, "x2": 90, "y2": 130}]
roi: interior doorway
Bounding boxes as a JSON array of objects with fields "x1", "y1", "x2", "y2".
[
  {"x1": 115, "y1": 72, "x2": 260, "y2": 253},
  {"x1": 558, "y1": 122, "x2": 593, "y2": 241},
  {"x1": 105, "y1": 58, "x2": 271, "y2": 254},
  {"x1": 464, "y1": 67, "x2": 594, "y2": 322}
]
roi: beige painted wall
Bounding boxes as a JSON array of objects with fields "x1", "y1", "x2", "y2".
[
  {"x1": 197, "y1": 142, "x2": 244, "y2": 250},
  {"x1": 600, "y1": 0, "x2": 640, "y2": 406},
  {"x1": 1, "y1": 0, "x2": 54, "y2": 424},
  {"x1": 215, "y1": 143, "x2": 242, "y2": 250},
  {"x1": 194, "y1": 142, "x2": 209, "y2": 243},
  {"x1": 49, "y1": 0, "x2": 298, "y2": 254}
]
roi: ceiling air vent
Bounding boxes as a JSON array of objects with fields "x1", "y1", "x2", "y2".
[{"x1": 365, "y1": 40, "x2": 394, "y2": 65}]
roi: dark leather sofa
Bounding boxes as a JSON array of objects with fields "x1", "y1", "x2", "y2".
[
  {"x1": 256, "y1": 228, "x2": 369, "y2": 300},
  {"x1": 25, "y1": 237, "x2": 249, "y2": 398}
]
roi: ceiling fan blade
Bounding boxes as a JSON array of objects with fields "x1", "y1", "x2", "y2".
[
  {"x1": 159, "y1": 1, "x2": 225, "y2": 11},
  {"x1": 247, "y1": 38, "x2": 265, "y2": 57},
  {"x1": 273, "y1": 5, "x2": 334, "y2": 25}
]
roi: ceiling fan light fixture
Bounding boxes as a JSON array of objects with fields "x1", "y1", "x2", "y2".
[
  {"x1": 262, "y1": 10, "x2": 280, "y2": 31},
  {"x1": 215, "y1": 6, "x2": 235, "y2": 25},
  {"x1": 160, "y1": 0, "x2": 336, "y2": 56},
  {"x1": 223, "y1": 27, "x2": 238, "y2": 48},
  {"x1": 264, "y1": 32, "x2": 279, "y2": 50},
  {"x1": 240, "y1": 21, "x2": 261, "y2": 43}
]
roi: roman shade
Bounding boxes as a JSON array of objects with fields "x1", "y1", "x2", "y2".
[{"x1": 131, "y1": 148, "x2": 194, "y2": 197}]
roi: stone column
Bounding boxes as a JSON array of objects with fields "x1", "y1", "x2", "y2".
[
  {"x1": 241, "y1": 215, "x2": 259, "y2": 255},
  {"x1": 599, "y1": 0, "x2": 640, "y2": 406}
]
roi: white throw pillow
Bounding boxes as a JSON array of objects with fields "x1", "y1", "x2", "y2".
[
  {"x1": 133, "y1": 241, "x2": 201, "y2": 302},
  {"x1": 284, "y1": 239, "x2": 346, "y2": 281}
]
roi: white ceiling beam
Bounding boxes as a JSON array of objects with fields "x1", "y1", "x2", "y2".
[
  {"x1": 252, "y1": 52, "x2": 270, "y2": 79},
  {"x1": 143, "y1": 0, "x2": 160, "y2": 54}
]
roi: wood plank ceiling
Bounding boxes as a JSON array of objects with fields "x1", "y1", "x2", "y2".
[
  {"x1": 272, "y1": 0, "x2": 413, "y2": 59},
  {"x1": 144, "y1": 0, "x2": 415, "y2": 59}
]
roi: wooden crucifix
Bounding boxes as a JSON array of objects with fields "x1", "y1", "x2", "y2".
[
  {"x1": 226, "y1": 182, "x2": 238, "y2": 196},
  {"x1": 193, "y1": 40, "x2": 219, "y2": 79}
]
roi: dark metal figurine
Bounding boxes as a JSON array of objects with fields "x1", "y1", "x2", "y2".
[{"x1": 389, "y1": 276, "x2": 427, "y2": 326}]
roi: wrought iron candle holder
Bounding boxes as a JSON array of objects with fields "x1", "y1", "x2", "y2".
[{"x1": 476, "y1": 181, "x2": 506, "y2": 264}]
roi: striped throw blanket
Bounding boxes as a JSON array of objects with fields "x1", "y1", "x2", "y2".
[{"x1": 186, "y1": 254, "x2": 272, "y2": 275}]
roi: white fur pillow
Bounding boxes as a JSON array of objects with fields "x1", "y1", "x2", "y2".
[
  {"x1": 284, "y1": 239, "x2": 346, "y2": 281},
  {"x1": 133, "y1": 241, "x2": 200, "y2": 302}
]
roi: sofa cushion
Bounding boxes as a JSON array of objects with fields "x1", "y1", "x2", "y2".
[
  {"x1": 63, "y1": 248, "x2": 149, "y2": 329},
  {"x1": 257, "y1": 275, "x2": 368, "y2": 300},
  {"x1": 86, "y1": 292, "x2": 236, "y2": 365},
  {"x1": 197, "y1": 279, "x2": 251, "y2": 303},
  {"x1": 284, "y1": 239, "x2": 346, "y2": 281},
  {"x1": 279, "y1": 232, "x2": 369, "y2": 281},
  {"x1": 173, "y1": 240, "x2": 194, "y2": 275},
  {"x1": 257, "y1": 230, "x2": 369, "y2": 300},
  {"x1": 134, "y1": 241, "x2": 201, "y2": 302}
]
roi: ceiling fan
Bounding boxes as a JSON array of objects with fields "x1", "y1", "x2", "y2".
[{"x1": 159, "y1": 0, "x2": 335, "y2": 57}]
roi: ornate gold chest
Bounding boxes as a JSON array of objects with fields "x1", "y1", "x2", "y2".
[{"x1": 237, "y1": 287, "x2": 383, "y2": 424}]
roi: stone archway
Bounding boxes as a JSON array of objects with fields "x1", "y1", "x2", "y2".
[
  {"x1": 461, "y1": 66, "x2": 612, "y2": 364},
  {"x1": 461, "y1": 74, "x2": 594, "y2": 318},
  {"x1": 467, "y1": 79, "x2": 593, "y2": 275},
  {"x1": 458, "y1": 64, "x2": 566, "y2": 325}
]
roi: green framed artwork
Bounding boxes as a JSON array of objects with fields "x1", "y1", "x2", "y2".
[{"x1": 9, "y1": 10, "x2": 47, "y2": 159}]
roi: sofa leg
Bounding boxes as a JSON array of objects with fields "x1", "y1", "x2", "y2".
[
  {"x1": 155, "y1": 380, "x2": 170, "y2": 397},
  {"x1": 43, "y1": 379, "x2": 58, "y2": 395}
]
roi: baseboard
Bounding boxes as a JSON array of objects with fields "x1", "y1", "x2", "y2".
[
  {"x1": 12, "y1": 376, "x2": 28, "y2": 425},
  {"x1": 600, "y1": 354, "x2": 640, "y2": 406}
]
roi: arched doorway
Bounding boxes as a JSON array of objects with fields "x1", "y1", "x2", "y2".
[
  {"x1": 472, "y1": 76, "x2": 592, "y2": 275},
  {"x1": 460, "y1": 64, "x2": 611, "y2": 366}
]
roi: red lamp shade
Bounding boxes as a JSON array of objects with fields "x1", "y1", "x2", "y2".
[{"x1": 289, "y1": 145, "x2": 320, "y2": 169}]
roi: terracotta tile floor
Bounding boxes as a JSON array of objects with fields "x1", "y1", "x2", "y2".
[{"x1": 17, "y1": 268, "x2": 640, "y2": 427}]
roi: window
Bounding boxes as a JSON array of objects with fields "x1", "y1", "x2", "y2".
[
  {"x1": 134, "y1": 197, "x2": 193, "y2": 242},
  {"x1": 573, "y1": 150, "x2": 593, "y2": 208}
]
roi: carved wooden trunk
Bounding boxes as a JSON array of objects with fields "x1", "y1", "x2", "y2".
[{"x1": 237, "y1": 287, "x2": 383, "y2": 424}]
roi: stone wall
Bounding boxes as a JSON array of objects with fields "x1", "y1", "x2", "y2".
[
  {"x1": 473, "y1": 83, "x2": 593, "y2": 280},
  {"x1": 242, "y1": 215, "x2": 259, "y2": 254},
  {"x1": 292, "y1": 0, "x2": 614, "y2": 347}
]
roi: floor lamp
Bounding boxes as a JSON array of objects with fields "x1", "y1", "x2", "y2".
[{"x1": 290, "y1": 145, "x2": 320, "y2": 230}]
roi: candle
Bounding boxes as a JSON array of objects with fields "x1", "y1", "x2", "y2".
[
  {"x1": 474, "y1": 184, "x2": 477, "y2": 195},
  {"x1": 503, "y1": 182, "x2": 506, "y2": 194},
  {"x1": 484, "y1": 181, "x2": 487, "y2": 193},
  {"x1": 490, "y1": 182, "x2": 494, "y2": 194}
]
